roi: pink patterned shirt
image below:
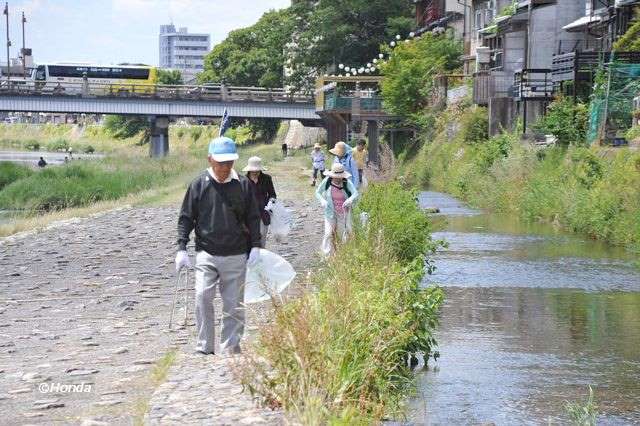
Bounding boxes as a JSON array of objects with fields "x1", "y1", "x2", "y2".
[{"x1": 331, "y1": 184, "x2": 346, "y2": 215}]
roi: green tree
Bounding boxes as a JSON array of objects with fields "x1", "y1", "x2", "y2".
[
  {"x1": 199, "y1": 9, "x2": 295, "y2": 88},
  {"x1": 157, "y1": 69, "x2": 183, "y2": 85},
  {"x1": 380, "y1": 31, "x2": 462, "y2": 120},
  {"x1": 533, "y1": 96, "x2": 589, "y2": 146},
  {"x1": 287, "y1": 0, "x2": 413, "y2": 92},
  {"x1": 198, "y1": 9, "x2": 295, "y2": 141}
]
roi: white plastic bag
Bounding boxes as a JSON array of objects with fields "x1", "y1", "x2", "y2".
[
  {"x1": 244, "y1": 249, "x2": 296, "y2": 304},
  {"x1": 266, "y1": 199, "x2": 292, "y2": 238}
]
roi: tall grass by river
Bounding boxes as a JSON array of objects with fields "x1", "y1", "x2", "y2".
[{"x1": 241, "y1": 182, "x2": 444, "y2": 424}]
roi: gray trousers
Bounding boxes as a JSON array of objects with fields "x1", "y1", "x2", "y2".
[
  {"x1": 194, "y1": 251, "x2": 247, "y2": 354},
  {"x1": 260, "y1": 221, "x2": 269, "y2": 248}
]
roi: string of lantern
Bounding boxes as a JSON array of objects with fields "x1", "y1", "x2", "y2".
[{"x1": 325, "y1": 31, "x2": 417, "y2": 78}]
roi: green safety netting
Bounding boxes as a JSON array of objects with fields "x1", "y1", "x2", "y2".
[{"x1": 588, "y1": 58, "x2": 640, "y2": 145}]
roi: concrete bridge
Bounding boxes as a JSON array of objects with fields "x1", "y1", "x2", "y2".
[
  {"x1": 0, "y1": 78, "x2": 394, "y2": 159},
  {"x1": 0, "y1": 82, "x2": 319, "y2": 156}
]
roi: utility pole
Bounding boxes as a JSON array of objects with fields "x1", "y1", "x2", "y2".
[
  {"x1": 3, "y1": 2, "x2": 9, "y2": 83},
  {"x1": 21, "y1": 11, "x2": 25, "y2": 77}
]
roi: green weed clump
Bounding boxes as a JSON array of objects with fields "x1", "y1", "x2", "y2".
[
  {"x1": 0, "y1": 162, "x2": 34, "y2": 190},
  {"x1": 242, "y1": 182, "x2": 443, "y2": 424},
  {"x1": 565, "y1": 386, "x2": 598, "y2": 425}
]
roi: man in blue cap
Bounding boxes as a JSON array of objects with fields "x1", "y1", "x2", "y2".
[{"x1": 176, "y1": 136, "x2": 261, "y2": 355}]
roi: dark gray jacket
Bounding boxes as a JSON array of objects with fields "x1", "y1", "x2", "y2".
[{"x1": 177, "y1": 171, "x2": 261, "y2": 256}]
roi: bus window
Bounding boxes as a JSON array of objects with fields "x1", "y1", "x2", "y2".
[{"x1": 35, "y1": 65, "x2": 46, "y2": 81}]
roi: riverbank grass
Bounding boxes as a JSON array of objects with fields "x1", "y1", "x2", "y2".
[
  {"x1": 0, "y1": 143, "x2": 306, "y2": 238},
  {"x1": 241, "y1": 182, "x2": 443, "y2": 423},
  {"x1": 401, "y1": 104, "x2": 640, "y2": 252}
]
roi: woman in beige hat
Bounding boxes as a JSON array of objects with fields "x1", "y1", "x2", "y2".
[
  {"x1": 315, "y1": 162, "x2": 359, "y2": 256},
  {"x1": 243, "y1": 156, "x2": 277, "y2": 248},
  {"x1": 329, "y1": 141, "x2": 360, "y2": 189}
]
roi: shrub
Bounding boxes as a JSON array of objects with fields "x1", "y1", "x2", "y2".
[
  {"x1": 176, "y1": 128, "x2": 185, "y2": 139},
  {"x1": 47, "y1": 138, "x2": 70, "y2": 152},
  {"x1": 25, "y1": 140, "x2": 40, "y2": 151},
  {"x1": 103, "y1": 115, "x2": 148, "y2": 139},
  {"x1": 0, "y1": 162, "x2": 33, "y2": 190},
  {"x1": 459, "y1": 106, "x2": 489, "y2": 144},
  {"x1": 83, "y1": 145, "x2": 95, "y2": 154},
  {"x1": 474, "y1": 130, "x2": 517, "y2": 171},
  {"x1": 189, "y1": 126, "x2": 203, "y2": 142},
  {"x1": 533, "y1": 96, "x2": 588, "y2": 146},
  {"x1": 356, "y1": 181, "x2": 437, "y2": 263}
]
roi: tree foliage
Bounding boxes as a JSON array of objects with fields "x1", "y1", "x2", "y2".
[
  {"x1": 287, "y1": 0, "x2": 413, "y2": 92},
  {"x1": 380, "y1": 32, "x2": 463, "y2": 120},
  {"x1": 157, "y1": 69, "x2": 183, "y2": 85},
  {"x1": 199, "y1": 9, "x2": 295, "y2": 88},
  {"x1": 533, "y1": 96, "x2": 589, "y2": 146}
]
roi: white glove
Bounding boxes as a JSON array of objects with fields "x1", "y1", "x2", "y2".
[
  {"x1": 248, "y1": 248, "x2": 260, "y2": 267},
  {"x1": 265, "y1": 198, "x2": 276, "y2": 213},
  {"x1": 320, "y1": 199, "x2": 328, "y2": 208},
  {"x1": 175, "y1": 250, "x2": 191, "y2": 272},
  {"x1": 343, "y1": 199, "x2": 353, "y2": 209}
]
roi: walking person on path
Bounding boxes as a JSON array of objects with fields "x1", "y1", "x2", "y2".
[
  {"x1": 243, "y1": 156, "x2": 276, "y2": 248},
  {"x1": 175, "y1": 136, "x2": 262, "y2": 355},
  {"x1": 353, "y1": 140, "x2": 368, "y2": 186},
  {"x1": 315, "y1": 163, "x2": 359, "y2": 256},
  {"x1": 310, "y1": 143, "x2": 325, "y2": 186},
  {"x1": 329, "y1": 141, "x2": 360, "y2": 188},
  {"x1": 281, "y1": 142, "x2": 288, "y2": 158}
]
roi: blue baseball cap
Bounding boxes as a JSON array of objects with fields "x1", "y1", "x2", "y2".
[{"x1": 208, "y1": 137, "x2": 239, "y2": 162}]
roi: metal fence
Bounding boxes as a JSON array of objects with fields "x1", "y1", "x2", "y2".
[{"x1": 0, "y1": 81, "x2": 314, "y2": 104}]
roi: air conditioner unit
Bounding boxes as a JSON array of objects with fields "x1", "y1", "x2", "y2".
[{"x1": 477, "y1": 46, "x2": 491, "y2": 64}]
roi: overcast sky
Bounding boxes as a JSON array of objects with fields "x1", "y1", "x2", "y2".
[{"x1": 5, "y1": 0, "x2": 291, "y2": 65}]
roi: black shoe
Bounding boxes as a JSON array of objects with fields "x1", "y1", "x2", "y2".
[{"x1": 194, "y1": 350, "x2": 214, "y2": 356}]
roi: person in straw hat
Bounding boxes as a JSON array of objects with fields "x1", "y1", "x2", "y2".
[
  {"x1": 243, "y1": 156, "x2": 277, "y2": 248},
  {"x1": 329, "y1": 141, "x2": 360, "y2": 188},
  {"x1": 310, "y1": 143, "x2": 325, "y2": 186},
  {"x1": 315, "y1": 162, "x2": 359, "y2": 256}
]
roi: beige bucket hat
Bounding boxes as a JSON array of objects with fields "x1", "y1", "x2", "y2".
[
  {"x1": 323, "y1": 162, "x2": 351, "y2": 179},
  {"x1": 329, "y1": 141, "x2": 347, "y2": 157},
  {"x1": 242, "y1": 156, "x2": 266, "y2": 172},
  {"x1": 314, "y1": 143, "x2": 322, "y2": 149}
]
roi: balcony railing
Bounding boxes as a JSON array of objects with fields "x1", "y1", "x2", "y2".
[
  {"x1": 472, "y1": 71, "x2": 513, "y2": 105},
  {"x1": 514, "y1": 69, "x2": 553, "y2": 100},
  {"x1": 552, "y1": 50, "x2": 640, "y2": 82},
  {"x1": 323, "y1": 90, "x2": 383, "y2": 113}
]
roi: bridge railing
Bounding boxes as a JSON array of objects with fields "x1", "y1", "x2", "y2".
[{"x1": 0, "y1": 80, "x2": 314, "y2": 104}]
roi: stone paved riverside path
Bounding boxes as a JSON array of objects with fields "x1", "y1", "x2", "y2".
[{"x1": 0, "y1": 156, "x2": 323, "y2": 425}]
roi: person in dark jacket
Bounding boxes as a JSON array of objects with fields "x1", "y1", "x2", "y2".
[
  {"x1": 243, "y1": 156, "x2": 276, "y2": 248},
  {"x1": 37, "y1": 157, "x2": 47, "y2": 168},
  {"x1": 175, "y1": 136, "x2": 261, "y2": 356}
]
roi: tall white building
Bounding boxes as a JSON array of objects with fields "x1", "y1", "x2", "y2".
[{"x1": 159, "y1": 24, "x2": 210, "y2": 83}]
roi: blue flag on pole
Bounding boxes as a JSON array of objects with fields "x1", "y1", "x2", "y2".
[{"x1": 219, "y1": 108, "x2": 230, "y2": 137}]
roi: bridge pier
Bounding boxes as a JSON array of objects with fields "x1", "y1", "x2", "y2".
[
  {"x1": 149, "y1": 116, "x2": 169, "y2": 158},
  {"x1": 366, "y1": 120, "x2": 379, "y2": 166},
  {"x1": 324, "y1": 115, "x2": 347, "y2": 149}
]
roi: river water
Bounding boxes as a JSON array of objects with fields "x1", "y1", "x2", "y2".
[{"x1": 410, "y1": 191, "x2": 640, "y2": 425}]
